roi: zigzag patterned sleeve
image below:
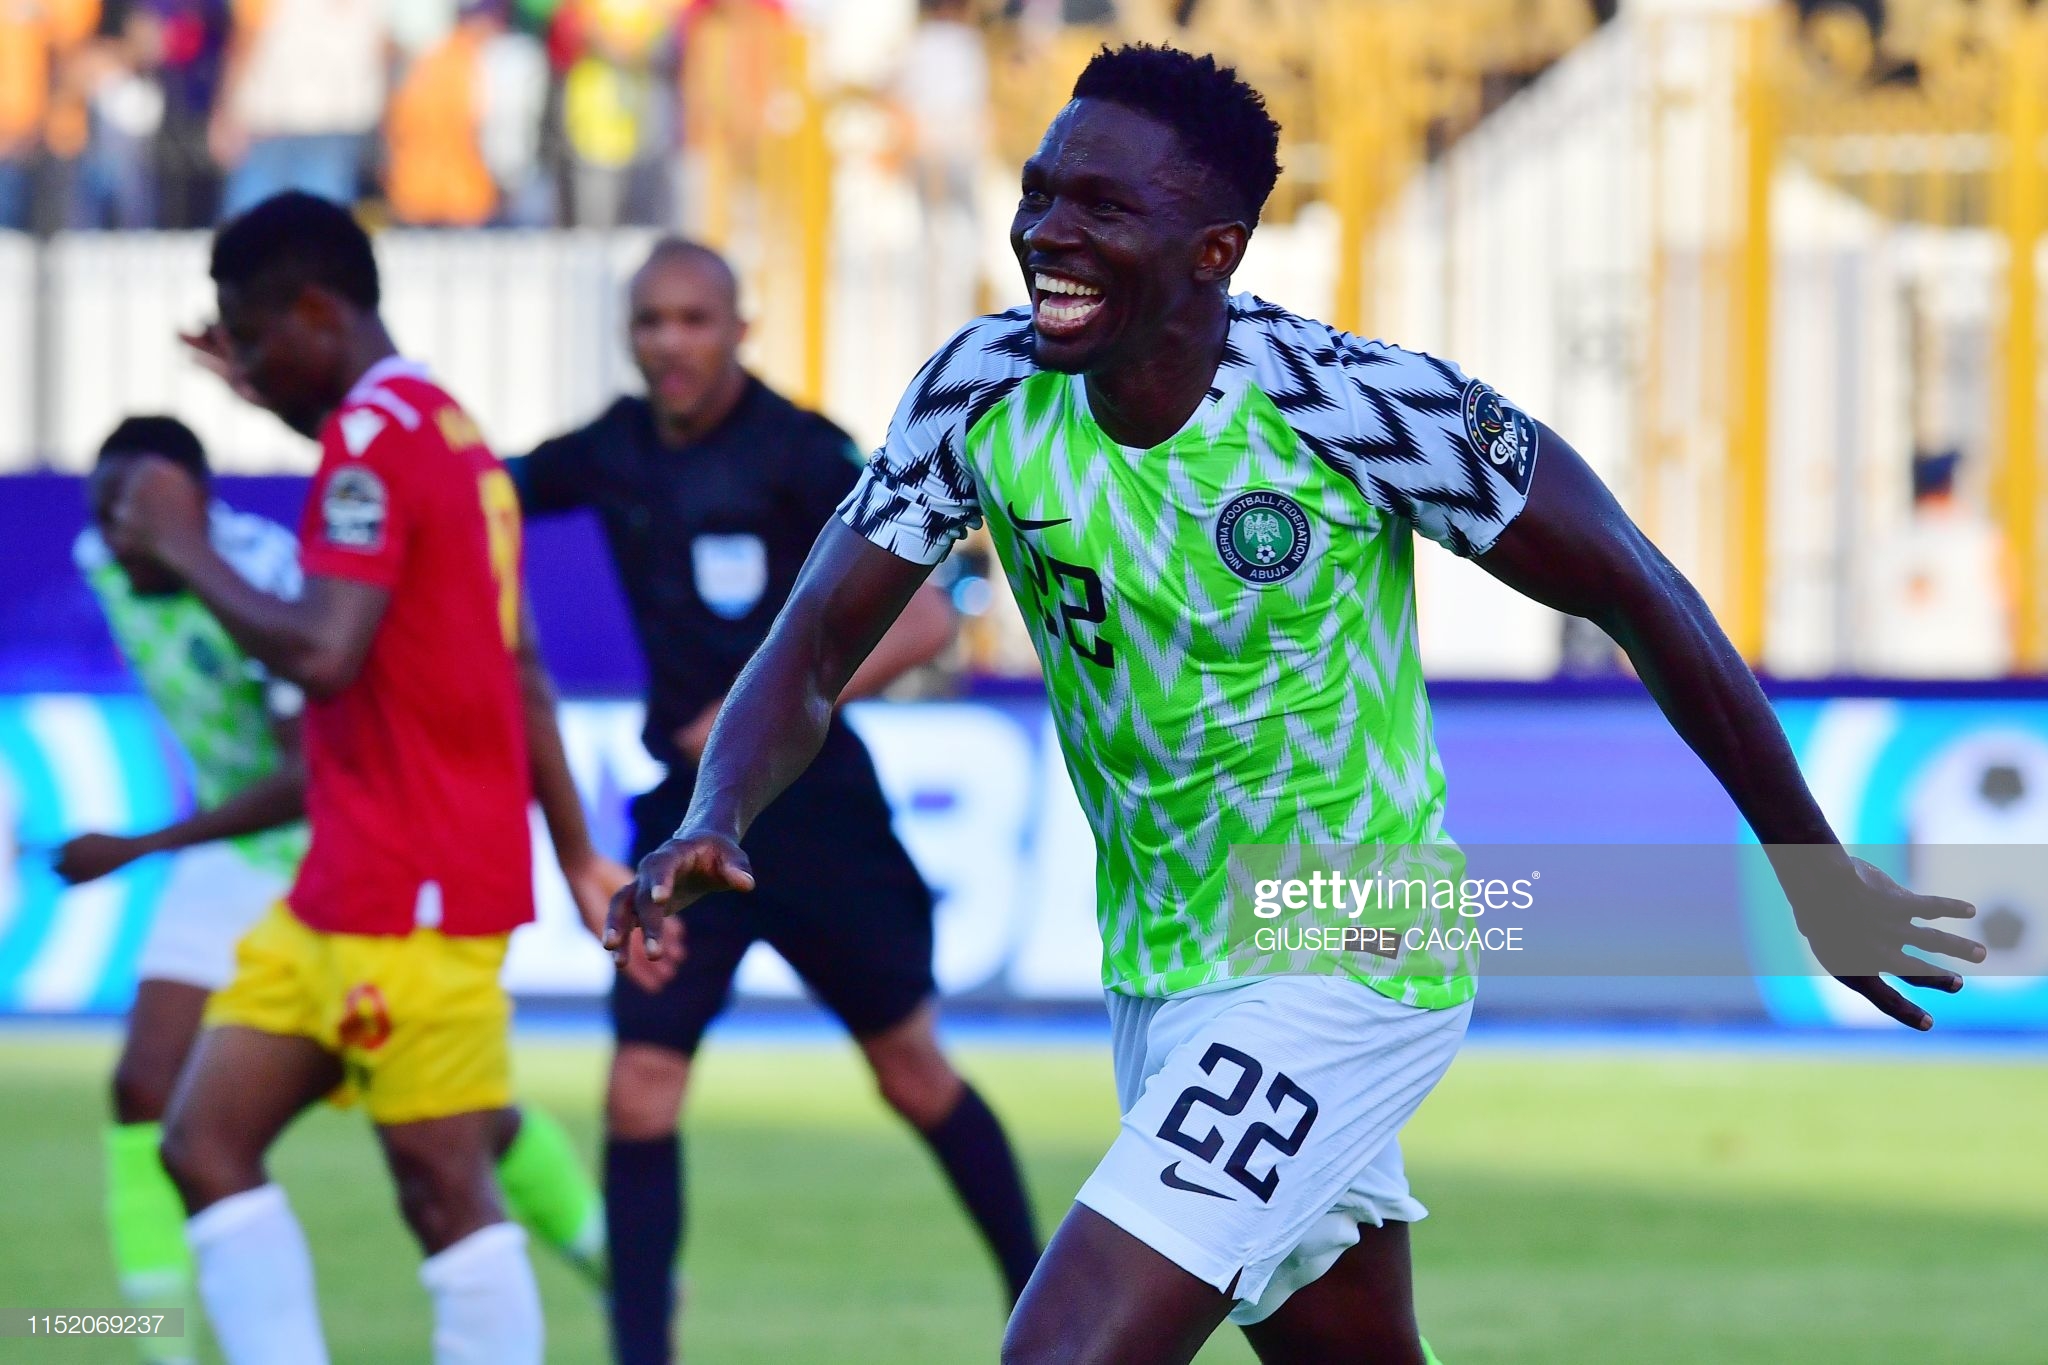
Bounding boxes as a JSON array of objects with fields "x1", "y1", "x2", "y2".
[
  {"x1": 837, "y1": 313, "x2": 1030, "y2": 566},
  {"x1": 1263, "y1": 308, "x2": 1540, "y2": 558}
]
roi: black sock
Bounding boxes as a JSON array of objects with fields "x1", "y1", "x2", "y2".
[
  {"x1": 918, "y1": 1084, "x2": 1041, "y2": 1302},
  {"x1": 606, "y1": 1135, "x2": 682, "y2": 1365}
]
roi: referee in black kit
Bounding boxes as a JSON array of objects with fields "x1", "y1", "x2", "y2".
[{"x1": 509, "y1": 239, "x2": 1040, "y2": 1365}]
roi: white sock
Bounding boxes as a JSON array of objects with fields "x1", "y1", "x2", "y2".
[
  {"x1": 185, "y1": 1185, "x2": 329, "y2": 1365},
  {"x1": 419, "y1": 1222, "x2": 543, "y2": 1365}
]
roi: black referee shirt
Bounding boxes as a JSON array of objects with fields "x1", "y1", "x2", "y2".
[{"x1": 510, "y1": 376, "x2": 866, "y2": 769}]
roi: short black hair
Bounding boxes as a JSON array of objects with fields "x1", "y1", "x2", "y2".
[
  {"x1": 98, "y1": 415, "x2": 210, "y2": 482},
  {"x1": 210, "y1": 192, "x2": 380, "y2": 311},
  {"x1": 1071, "y1": 44, "x2": 1282, "y2": 225}
]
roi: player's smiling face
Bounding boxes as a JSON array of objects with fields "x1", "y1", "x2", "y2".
[{"x1": 1011, "y1": 99, "x2": 1242, "y2": 375}]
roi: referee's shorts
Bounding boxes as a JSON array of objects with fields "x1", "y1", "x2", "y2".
[{"x1": 611, "y1": 717, "x2": 937, "y2": 1054}]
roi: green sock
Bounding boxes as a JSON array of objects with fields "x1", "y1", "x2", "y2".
[
  {"x1": 1421, "y1": 1336, "x2": 1444, "y2": 1364},
  {"x1": 104, "y1": 1122, "x2": 196, "y2": 1364},
  {"x1": 498, "y1": 1105, "x2": 607, "y2": 1289}
]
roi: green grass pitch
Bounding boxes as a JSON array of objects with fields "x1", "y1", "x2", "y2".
[{"x1": 0, "y1": 1031, "x2": 2042, "y2": 1362}]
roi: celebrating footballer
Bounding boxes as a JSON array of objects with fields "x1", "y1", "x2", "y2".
[{"x1": 612, "y1": 43, "x2": 1986, "y2": 1365}]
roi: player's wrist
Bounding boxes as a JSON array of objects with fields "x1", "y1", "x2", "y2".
[
  {"x1": 1765, "y1": 841, "x2": 1856, "y2": 904},
  {"x1": 671, "y1": 794, "x2": 744, "y2": 847},
  {"x1": 554, "y1": 837, "x2": 600, "y2": 873},
  {"x1": 668, "y1": 819, "x2": 742, "y2": 849}
]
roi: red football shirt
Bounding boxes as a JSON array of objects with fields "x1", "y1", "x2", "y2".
[{"x1": 290, "y1": 357, "x2": 534, "y2": 937}]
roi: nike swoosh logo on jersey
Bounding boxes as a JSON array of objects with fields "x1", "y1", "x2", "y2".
[
  {"x1": 1006, "y1": 502, "x2": 1071, "y2": 531},
  {"x1": 1158, "y1": 1162, "x2": 1235, "y2": 1201}
]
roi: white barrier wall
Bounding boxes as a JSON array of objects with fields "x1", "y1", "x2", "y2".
[
  {"x1": 26, "y1": 230, "x2": 662, "y2": 474},
  {"x1": 2, "y1": 214, "x2": 1346, "y2": 475}
]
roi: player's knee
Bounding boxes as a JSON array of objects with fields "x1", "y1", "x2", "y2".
[
  {"x1": 867, "y1": 1034, "x2": 961, "y2": 1130},
  {"x1": 873, "y1": 1055, "x2": 960, "y2": 1130},
  {"x1": 155, "y1": 1120, "x2": 198, "y2": 1199},
  {"x1": 391, "y1": 1169, "x2": 463, "y2": 1249},
  {"x1": 387, "y1": 1142, "x2": 499, "y2": 1253},
  {"x1": 110, "y1": 1052, "x2": 177, "y2": 1125},
  {"x1": 488, "y1": 1105, "x2": 523, "y2": 1160},
  {"x1": 606, "y1": 1044, "x2": 690, "y2": 1139},
  {"x1": 158, "y1": 1111, "x2": 250, "y2": 1212}
]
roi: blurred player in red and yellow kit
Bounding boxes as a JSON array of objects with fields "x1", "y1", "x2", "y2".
[
  {"x1": 286, "y1": 368, "x2": 532, "y2": 947},
  {"x1": 106, "y1": 193, "x2": 628, "y2": 1365}
]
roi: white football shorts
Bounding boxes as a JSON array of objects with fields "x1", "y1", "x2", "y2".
[
  {"x1": 134, "y1": 843, "x2": 290, "y2": 992},
  {"x1": 1075, "y1": 974, "x2": 1470, "y2": 1326}
]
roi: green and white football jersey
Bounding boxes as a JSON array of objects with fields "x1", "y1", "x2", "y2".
[
  {"x1": 75, "y1": 507, "x2": 310, "y2": 878},
  {"x1": 840, "y1": 296, "x2": 1541, "y2": 1009}
]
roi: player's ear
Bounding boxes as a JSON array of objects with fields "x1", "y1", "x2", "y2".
[
  {"x1": 294, "y1": 283, "x2": 347, "y2": 336},
  {"x1": 1194, "y1": 222, "x2": 1249, "y2": 287}
]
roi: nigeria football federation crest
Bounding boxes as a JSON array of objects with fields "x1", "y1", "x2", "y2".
[{"x1": 1216, "y1": 489, "x2": 1312, "y2": 584}]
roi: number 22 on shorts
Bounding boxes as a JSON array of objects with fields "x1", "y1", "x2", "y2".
[{"x1": 1156, "y1": 1044, "x2": 1320, "y2": 1204}]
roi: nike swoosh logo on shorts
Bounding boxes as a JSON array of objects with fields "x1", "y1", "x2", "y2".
[
  {"x1": 1007, "y1": 502, "x2": 1070, "y2": 531},
  {"x1": 1158, "y1": 1162, "x2": 1235, "y2": 1201}
]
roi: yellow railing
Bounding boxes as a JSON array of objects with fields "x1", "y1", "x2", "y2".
[
  {"x1": 1992, "y1": 10, "x2": 2046, "y2": 667},
  {"x1": 1729, "y1": 10, "x2": 1780, "y2": 663},
  {"x1": 679, "y1": 3, "x2": 830, "y2": 410}
]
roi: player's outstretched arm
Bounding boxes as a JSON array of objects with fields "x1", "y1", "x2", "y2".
[
  {"x1": 1475, "y1": 423, "x2": 1984, "y2": 1029},
  {"x1": 57, "y1": 714, "x2": 307, "y2": 884},
  {"x1": 105, "y1": 458, "x2": 389, "y2": 698},
  {"x1": 606, "y1": 520, "x2": 933, "y2": 963}
]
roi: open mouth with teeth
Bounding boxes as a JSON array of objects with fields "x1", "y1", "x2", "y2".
[{"x1": 1033, "y1": 271, "x2": 1106, "y2": 339}]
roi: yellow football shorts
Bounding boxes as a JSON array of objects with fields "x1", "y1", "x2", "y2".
[{"x1": 204, "y1": 902, "x2": 513, "y2": 1125}]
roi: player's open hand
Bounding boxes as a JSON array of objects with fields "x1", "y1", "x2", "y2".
[
  {"x1": 605, "y1": 832, "x2": 754, "y2": 968},
  {"x1": 1783, "y1": 853, "x2": 1985, "y2": 1030},
  {"x1": 106, "y1": 456, "x2": 208, "y2": 562},
  {"x1": 53, "y1": 832, "x2": 144, "y2": 885},
  {"x1": 568, "y1": 852, "x2": 683, "y2": 990}
]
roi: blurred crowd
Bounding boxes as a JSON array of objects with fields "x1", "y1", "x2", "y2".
[{"x1": 0, "y1": 0, "x2": 998, "y2": 232}]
